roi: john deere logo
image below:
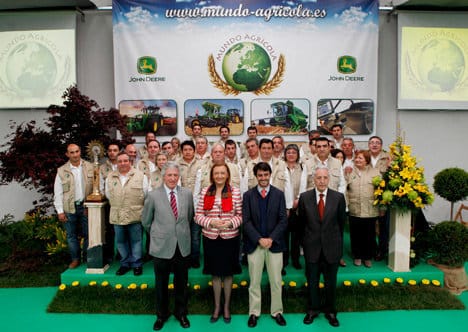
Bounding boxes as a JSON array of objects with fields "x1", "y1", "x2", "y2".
[
  {"x1": 137, "y1": 56, "x2": 157, "y2": 75},
  {"x1": 337, "y1": 56, "x2": 356, "y2": 74}
]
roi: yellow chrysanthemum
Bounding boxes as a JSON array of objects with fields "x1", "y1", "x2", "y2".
[
  {"x1": 371, "y1": 280, "x2": 379, "y2": 287},
  {"x1": 421, "y1": 279, "x2": 430, "y2": 285},
  {"x1": 193, "y1": 284, "x2": 201, "y2": 290},
  {"x1": 140, "y1": 283, "x2": 148, "y2": 290},
  {"x1": 408, "y1": 280, "x2": 417, "y2": 286},
  {"x1": 59, "y1": 284, "x2": 66, "y2": 291},
  {"x1": 343, "y1": 280, "x2": 352, "y2": 286},
  {"x1": 101, "y1": 281, "x2": 109, "y2": 287},
  {"x1": 89, "y1": 281, "x2": 97, "y2": 286},
  {"x1": 304, "y1": 282, "x2": 308, "y2": 287},
  {"x1": 232, "y1": 283, "x2": 238, "y2": 289},
  {"x1": 128, "y1": 283, "x2": 137, "y2": 290},
  {"x1": 115, "y1": 284, "x2": 122, "y2": 289},
  {"x1": 168, "y1": 283, "x2": 174, "y2": 290},
  {"x1": 396, "y1": 277, "x2": 404, "y2": 284},
  {"x1": 319, "y1": 282, "x2": 324, "y2": 289},
  {"x1": 383, "y1": 278, "x2": 391, "y2": 284},
  {"x1": 432, "y1": 280, "x2": 441, "y2": 287},
  {"x1": 240, "y1": 280, "x2": 248, "y2": 287},
  {"x1": 359, "y1": 279, "x2": 366, "y2": 285},
  {"x1": 289, "y1": 281, "x2": 297, "y2": 287},
  {"x1": 72, "y1": 281, "x2": 80, "y2": 287}
]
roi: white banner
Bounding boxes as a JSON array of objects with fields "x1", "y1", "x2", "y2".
[{"x1": 113, "y1": 0, "x2": 379, "y2": 141}]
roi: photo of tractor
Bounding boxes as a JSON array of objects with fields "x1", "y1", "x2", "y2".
[
  {"x1": 120, "y1": 100, "x2": 177, "y2": 136},
  {"x1": 185, "y1": 101, "x2": 243, "y2": 128},
  {"x1": 252, "y1": 99, "x2": 309, "y2": 135}
]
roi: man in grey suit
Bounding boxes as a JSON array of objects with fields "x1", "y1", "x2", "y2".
[
  {"x1": 298, "y1": 166, "x2": 346, "y2": 327},
  {"x1": 142, "y1": 162, "x2": 194, "y2": 331}
]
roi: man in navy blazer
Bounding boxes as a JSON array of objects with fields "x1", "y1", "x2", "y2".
[
  {"x1": 298, "y1": 166, "x2": 346, "y2": 327},
  {"x1": 142, "y1": 162, "x2": 194, "y2": 331},
  {"x1": 243, "y1": 162, "x2": 288, "y2": 327}
]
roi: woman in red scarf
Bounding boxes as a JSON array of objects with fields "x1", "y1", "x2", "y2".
[{"x1": 195, "y1": 163, "x2": 242, "y2": 324}]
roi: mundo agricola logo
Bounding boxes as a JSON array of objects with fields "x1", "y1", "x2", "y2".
[{"x1": 209, "y1": 40, "x2": 285, "y2": 95}]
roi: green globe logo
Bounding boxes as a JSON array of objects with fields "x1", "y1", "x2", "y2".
[
  {"x1": 222, "y1": 42, "x2": 271, "y2": 92},
  {"x1": 417, "y1": 39, "x2": 465, "y2": 92},
  {"x1": 6, "y1": 41, "x2": 57, "y2": 97}
]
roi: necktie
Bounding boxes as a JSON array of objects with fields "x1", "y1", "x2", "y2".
[
  {"x1": 318, "y1": 193, "x2": 325, "y2": 220},
  {"x1": 170, "y1": 191, "x2": 178, "y2": 219},
  {"x1": 261, "y1": 189, "x2": 267, "y2": 198}
]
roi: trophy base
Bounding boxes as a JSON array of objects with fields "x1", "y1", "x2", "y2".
[{"x1": 86, "y1": 193, "x2": 106, "y2": 202}]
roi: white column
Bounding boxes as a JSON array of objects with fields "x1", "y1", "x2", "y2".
[
  {"x1": 388, "y1": 209, "x2": 412, "y2": 272},
  {"x1": 84, "y1": 201, "x2": 110, "y2": 274}
]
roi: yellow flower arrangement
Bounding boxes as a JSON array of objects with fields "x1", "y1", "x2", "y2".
[
  {"x1": 408, "y1": 280, "x2": 417, "y2": 286},
  {"x1": 101, "y1": 281, "x2": 109, "y2": 287},
  {"x1": 371, "y1": 280, "x2": 379, "y2": 287},
  {"x1": 372, "y1": 135, "x2": 433, "y2": 212},
  {"x1": 240, "y1": 280, "x2": 248, "y2": 287},
  {"x1": 231, "y1": 283, "x2": 238, "y2": 289},
  {"x1": 395, "y1": 277, "x2": 404, "y2": 284},
  {"x1": 431, "y1": 280, "x2": 441, "y2": 287},
  {"x1": 168, "y1": 283, "x2": 174, "y2": 289},
  {"x1": 71, "y1": 281, "x2": 80, "y2": 287},
  {"x1": 193, "y1": 284, "x2": 201, "y2": 290},
  {"x1": 115, "y1": 284, "x2": 122, "y2": 289},
  {"x1": 128, "y1": 283, "x2": 137, "y2": 290},
  {"x1": 140, "y1": 283, "x2": 148, "y2": 290},
  {"x1": 59, "y1": 284, "x2": 66, "y2": 291},
  {"x1": 383, "y1": 277, "x2": 391, "y2": 284},
  {"x1": 289, "y1": 281, "x2": 297, "y2": 287},
  {"x1": 319, "y1": 282, "x2": 324, "y2": 289},
  {"x1": 359, "y1": 279, "x2": 366, "y2": 285},
  {"x1": 89, "y1": 281, "x2": 97, "y2": 287},
  {"x1": 343, "y1": 280, "x2": 352, "y2": 287},
  {"x1": 208, "y1": 280, "x2": 213, "y2": 286}
]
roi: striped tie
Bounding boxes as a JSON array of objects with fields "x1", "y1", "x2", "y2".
[{"x1": 170, "y1": 191, "x2": 178, "y2": 219}]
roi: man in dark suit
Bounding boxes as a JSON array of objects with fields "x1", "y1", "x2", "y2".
[
  {"x1": 298, "y1": 166, "x2": 346, "y2": 327},
  {"x1": 243, "y1": 162, "x2": 288, "y2": 328},
  {"x1": 142, "y1": 162, "x2": 194, "y2": 331}
]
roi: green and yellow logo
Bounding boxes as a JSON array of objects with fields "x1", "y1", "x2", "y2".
[
  {"x1": 137, "y1": 56, "x2": 157, "y2": 75},
  {"x1": 337, "y1": 56, "x2": 356, "y2": 74}
]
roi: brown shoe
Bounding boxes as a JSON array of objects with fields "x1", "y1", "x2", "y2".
[{"x1": 68, "y1": 260, "x2": 80, "y2": 269}]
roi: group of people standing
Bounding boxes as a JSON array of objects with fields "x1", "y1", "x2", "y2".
[{"x1": 53, "y1": 123, "x2": 390, "y2": 330}]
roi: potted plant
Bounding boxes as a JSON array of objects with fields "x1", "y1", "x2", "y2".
[
  {"x1": 433, "y1": 167, "x2": 468, "y2": 220},
  {"x1": 424, "y1": 221, "x2": 468, "y2": 295}
]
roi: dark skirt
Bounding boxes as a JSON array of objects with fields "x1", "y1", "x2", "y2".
[{"x1": 202, "y1": 236, "x2": 242, "y2": 277}]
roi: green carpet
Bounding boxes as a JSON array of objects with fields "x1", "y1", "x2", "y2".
[{"x1": 1, "y1": 287, "x2": 467, "y2": 332}]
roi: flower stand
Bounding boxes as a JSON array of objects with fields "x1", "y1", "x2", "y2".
[
  {"x1": 388, "y1": 209, "x2": 411, "y2": 272},
  {"x1": 84, "y1": 200, "x2": 110, "y2": 274}
]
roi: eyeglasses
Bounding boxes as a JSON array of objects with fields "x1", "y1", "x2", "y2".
[{"x1": 369, "y1": 141, "x2": 382, "y2": 146}]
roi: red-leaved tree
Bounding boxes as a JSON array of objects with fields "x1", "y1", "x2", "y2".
[{"x1": 0, "y1": 86, "x2": 134, "y2": 211}]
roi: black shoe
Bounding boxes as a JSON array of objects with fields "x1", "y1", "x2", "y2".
[
  {"x1": 153, "y1": 318, "x2": 167, "y2": 331},
  {"x1": 281, "y1": 268, "x2": 286, "y2": 276},
  {"x1": 303, "y1": 312, "x2": 319, "y2": 325},
  {"x1": 177, "y1": 315, "x2": 190, "y2": 328},
  {"x1": 133, "y1": 266, "x2": 143, "y2": 276},
  {"x1": 223, "y1": 315, "x2": 231, "y2": 324},
  {"x1": 374, "y1": 253, "x2": 383, "y2": 261},
  {"x1": 247, "y1": 314, "x2": 258, "y2": 327},
  {"x1": 272, "y1": 313, "x2": 286, "y2": 326},
  {"x1": 325, "y1": 313, "x2": 340, "y2": 327},
  {"x1": 116, "y1": 266, "x2": 131, "y2": 276},
  {"x1": 210, "y1": 310, "x2": 220, "y2": 323}
]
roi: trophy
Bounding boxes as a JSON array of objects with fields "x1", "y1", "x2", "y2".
[{"x1": 86, "y1": 140, "x2": 106, "y2": 202}]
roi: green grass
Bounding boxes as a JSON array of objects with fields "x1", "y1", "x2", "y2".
[{"x1": 47, "y1": 284, "x2": 465, "y2": 314}]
